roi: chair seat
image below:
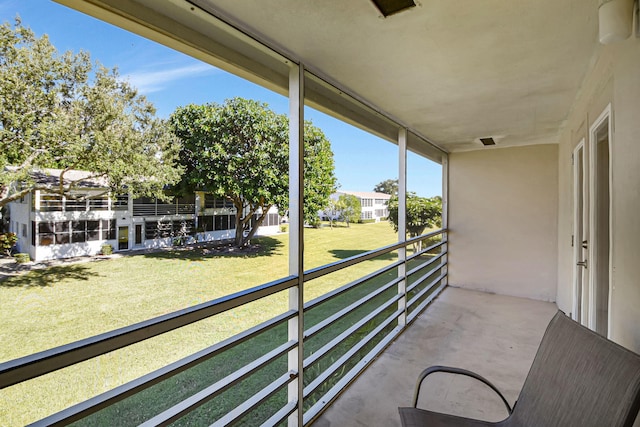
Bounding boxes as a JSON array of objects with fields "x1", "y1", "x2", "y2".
[{"x1": 398, "y1": 407, "x2": 506, "y2": 427}]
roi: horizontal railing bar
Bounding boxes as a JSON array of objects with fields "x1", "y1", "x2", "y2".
[
  {"x1": 0, "y1": 275, "x2": 298, "y2": 389},
  {"x1": 305, "y1": 276, "x2": 401, "y2": 340},
  {"x1": 406, "y1": 239, "x2": 446, "y2": 262},
  {"x1": 139, "y1": 340, "x2": 298, "y2": 427},
  {"x1": 304, "y1": 259, "x2": 402, "y2": 311},
  {"x1": 210, "y1": 371, "x2": 295, "y2": 427},
  {"x1": 304, "y1": 229, "x2": 445, "y2": 282},
  {"x1": 29, "y1": 310, "x2": 297, "y2": 427},
  {"x1": 406, "y1": 252, "x2": 445, "y2": 279},
  {"x1": 406, "y1": 261, "x2": 444, "y2": 296},
  {"x1": 303, "y1": 307, "x2": 401, "y2": 398},
  {"x1": 407, "y1": 271, "x2": 447, "y2": 308},
  {"x1": 303, "y1": 324, "x2": 402, "y2": 425},
  {"x1": 303, "y1": 292, "x2": 402, "y2": 369},
  {"x1": 261, "y1": 400, "x2": 297, "y2": 427},
  {"x1": 408, "y1": 281, "x2": 447, "y2": 324}
]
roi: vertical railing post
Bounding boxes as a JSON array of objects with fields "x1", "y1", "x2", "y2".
[
  {"x1": 288, "y1": 63, "x2": 305, "y2": 427},
  {"x1": 441, "y1": 155, "x2": 449, "y2": 286},
  {"x1": 398, "y1": 128, "x2": 408, "y2": 327}
]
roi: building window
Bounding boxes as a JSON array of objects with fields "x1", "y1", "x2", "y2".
[
  {"x1": 87, "y1": 221, "x2": 100, "y2": 241},
  {"x1": 256, "y1": 212, "x2": 280, "y2": 227},
  {"x1": 38, "y1": 222, "x2": 54, "y2": 246},
  {"x1": 374, "y1": 209, "x2": 387, "y2": 218},
  {"x1": 214, "y1": 215, "x2": 229, "y2": 231},
  {"x1": 21, "y1": 223, "x2": 27, "y2": 238},
  {"x1": 375, "y1": 199, "x2": 387, "y2": 205},
  {"x1": 102, "y1": 220, "x2": 117, "y2": 240},
  {"x1": 197, "y1": 216, "x2": 214, "y2": 232},
  {"x1": 361, "y1": 211, "x2": 373, "y2": 220},
  {"x1": 55, "y1": 221, "x2": 70, "y2": 244},
  {"x1": 172, "y1": 220, "x2": 194, "y2": 235},
  {"x1": 361, "y1": 198, "x2": 373, "y2": 207},
  {"x1": 71, "y1": 220, "x2": 87, "y2": 243}
]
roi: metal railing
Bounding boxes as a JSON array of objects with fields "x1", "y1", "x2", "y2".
[
  {"x1": 132, "y1": 203, "x2": 196, "y2": 216},
  {"x1": 0, "y1": 229, "x2": 447, "y2": 426}
]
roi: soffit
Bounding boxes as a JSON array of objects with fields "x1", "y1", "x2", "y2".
[{"x1": 58, "y1": 0, "x2": 599, "y2": 153}]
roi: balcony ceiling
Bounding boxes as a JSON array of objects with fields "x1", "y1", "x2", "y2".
[{"x1": 61, "y1": 0, "x2": 600, "y2": 152}]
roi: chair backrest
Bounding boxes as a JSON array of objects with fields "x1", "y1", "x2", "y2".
[{"x1": 508, "y1": 311, "x2": 640, "y2": 427}]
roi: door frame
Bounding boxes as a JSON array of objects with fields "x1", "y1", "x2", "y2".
[
  {"x1": 572, "y1": 139, "x2": 587, "y2": 324},
  {"x1": 587, "y1": 103, "x2": 613, "y2": 337}
]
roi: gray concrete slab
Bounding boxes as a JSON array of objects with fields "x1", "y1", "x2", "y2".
[{"x1": 314, "y1": 286, "x2": 557, "y2": 426}]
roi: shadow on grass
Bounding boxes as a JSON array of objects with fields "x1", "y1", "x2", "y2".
[
  {"x1": 141, "y1": 236, "x2": 284, "y2": 262},
  {"x1": 0, "y1": 264, "x2": 94, "y2": 288},
  {"x1": 329, "y1": 249, "x2": 397, "y2": 261}
]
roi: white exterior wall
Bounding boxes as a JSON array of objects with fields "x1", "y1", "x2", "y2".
[
  {"x1": 448, "y1": 145, "x2": 559, "y2": 301},
  {"x1": 10, "y1": 192, "x2": 284, "y2": 261},
  {"x1": 8, "y1": 194, "x2": 32, "y2": 256},
  {"x1": 556, "y1": 35, "x2": 640, "y2": 357}
]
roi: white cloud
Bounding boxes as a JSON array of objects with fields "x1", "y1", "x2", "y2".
[{"x1": 123, "y1": 63, "x2": 217, "y2": 94}]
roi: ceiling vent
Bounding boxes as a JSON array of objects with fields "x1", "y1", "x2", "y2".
[
  {"x1": 371, "y1": 0, "x2": 416, "y2": 17},
  {"x1": 479, "y1": 137, "x2": 496, "y2": 146}
]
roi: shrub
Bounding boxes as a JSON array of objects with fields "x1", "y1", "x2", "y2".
[
  {"x1": 101, "y1": 244, "x2": 113, "y2": 255},
  {"x1": 0, "y1": 232, "x2": 18, "y2": 256},
  {"x1": 279, "y1": 224, "x2": 288, "y2": 233},
  {"x1": 14, "y1": 253, "x2": 30, "y2": 263}
]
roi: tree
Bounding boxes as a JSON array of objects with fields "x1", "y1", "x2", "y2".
[
  {"x1": 373, "y1": 179, "x2": 398, "y2": 196},
  {"x1": 336, "y1": 194, "x2": 361, "y2": 227},
  {"x1": 388, "y1": 193, "x2": 442, "y2": 249},
  {"x1": 0, "y1": 19, "x2": 182, "y2": 208},
  {"x1": 170, "y1": 98, "x2": 337, "y2": 247}
]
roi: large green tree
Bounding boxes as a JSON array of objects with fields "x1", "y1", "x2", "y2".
[
  {"x1": 373, "y1": 178, "x2": 398, "y2": 196},
  {"x1": 170, "y1": 98, "x2": 337, "y2": 247},
  {"x1": 0, "y1": 19, "x2": 182, "y2": 208},
  {"x1": 388, "y1": 193, "x2": 442, "y2": 248}
]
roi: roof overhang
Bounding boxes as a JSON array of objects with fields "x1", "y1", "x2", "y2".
[{"x1": 55, "y1": 0, "x2": 600, "y2": 157}]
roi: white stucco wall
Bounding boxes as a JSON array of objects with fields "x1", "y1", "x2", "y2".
[
  {"x1": 448, "y1": 144, "x2": 559, "y2": 301},
  {"x1": 556, "y1": 35, "x2": 640, "y2": 354}
]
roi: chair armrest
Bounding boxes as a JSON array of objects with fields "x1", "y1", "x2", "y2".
[{"x1": 412, "y1": 365, "x2": 513, "y2": 414}]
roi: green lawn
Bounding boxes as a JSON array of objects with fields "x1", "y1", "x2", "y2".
[{"x1": 0, "y1": 222, "x2": 406, "y2": 426}]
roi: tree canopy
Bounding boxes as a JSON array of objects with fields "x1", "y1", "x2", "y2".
[
  {"x1": 336, "y1": 193, "x2": 361, "y2": 226},
  {"x1": 373, "y1": 179, "x2": 398, "y2": 196},
  {"x1": 170, "y1": 98, "x2": 337, "y2": 247},
  {"x1": 0, "y1": 19, "x2": 182, "y2": 208},
  {"x1": 387, "y1": 193, "x2": 442, "y2": 239}
]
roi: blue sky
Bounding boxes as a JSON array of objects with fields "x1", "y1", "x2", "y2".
[{"x1": 1, "y1": 0, "x2": 441, "y2": 196}]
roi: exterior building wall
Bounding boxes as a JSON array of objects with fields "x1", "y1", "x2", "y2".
[
  {"x1": 7, "y1": 193, "x2": 32, "y2": 257},
  {"x1": 321, "y1": 191, "x2": 390, "y2": 223},
  {"x1": 448, "y1": 144, "x2": 559, "y2": 301},
  {"x1": 555, "y1": 35, "x2": 640, "y2": 355},
  {"x1": 7, "y1": 191, "x2": 283, "y2": 261}
]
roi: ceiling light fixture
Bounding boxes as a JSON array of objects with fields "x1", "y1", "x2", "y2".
[
  {"x1": 479, "y1": 137, "x2": 496, "y2": 146},
  {"x1": 370, "y1": 0, "x2": 416, "y2": 17}
]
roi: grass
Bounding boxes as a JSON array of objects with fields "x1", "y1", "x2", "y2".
[{"x1": 0, "y1": 222, "x2": 415, "y2": 426}]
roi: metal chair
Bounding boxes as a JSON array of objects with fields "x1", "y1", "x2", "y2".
[{"x1": 399, "y1": 311, "x2": 640, "y2": 427}]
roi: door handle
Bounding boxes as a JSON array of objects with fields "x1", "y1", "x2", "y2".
[
  {"x1": 577, "y1": 260, "x2": 587, "y2": 269},
  {"x1": 581, "y1": 240, "x2": 588, "y2": 249}
]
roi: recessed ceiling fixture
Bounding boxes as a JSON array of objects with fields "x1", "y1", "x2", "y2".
[
  {"x1": 479, "y1": 137, "x2": 496, "y2": 146},
  {"x1": 371, "y1": 0, "x2": 416, "y2": 17}
]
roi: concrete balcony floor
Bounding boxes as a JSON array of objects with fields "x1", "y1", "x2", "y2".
[{"x1": 315, "y1": 287, "x2": 557, "y2": 426}]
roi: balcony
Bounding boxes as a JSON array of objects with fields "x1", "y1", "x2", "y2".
[{"x1": 317, "y1": 287, "x2": 556, "y2": 426}]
